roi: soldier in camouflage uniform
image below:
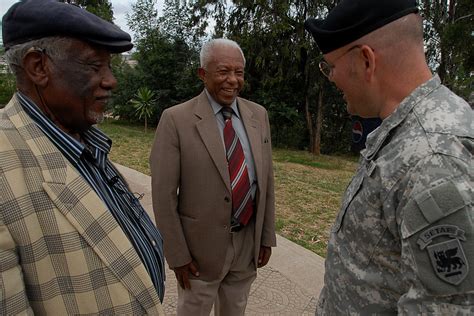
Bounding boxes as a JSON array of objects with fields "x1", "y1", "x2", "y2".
[{"x1": 305, "y1": 0, "x2": 474, "y2": 314}]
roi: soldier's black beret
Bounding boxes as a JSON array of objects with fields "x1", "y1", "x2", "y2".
[
  {"x1": 2, "y1": 0, "x2": 133, "y2": 53},
  {"x1": 304, "y1": 0, "x2": 419, "y2": 54}
]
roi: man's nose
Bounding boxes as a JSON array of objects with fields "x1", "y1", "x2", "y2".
[
  {"x1": 102, "y1": 67, "x2": 117, "y2": 89},
  {"x1": 226, "y1": 71, "x2": 239, "y2": 83}
]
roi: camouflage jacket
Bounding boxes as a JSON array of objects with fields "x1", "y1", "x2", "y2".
[{"x1": 317, "y1": 76, "x2": 474, "y2": 315}]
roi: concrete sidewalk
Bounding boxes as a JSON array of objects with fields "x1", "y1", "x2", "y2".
[{"x1": 115, "y1": 163, "x2": 325, "y2": 315}]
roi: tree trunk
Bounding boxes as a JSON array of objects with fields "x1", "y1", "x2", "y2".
[
  {"x1": 314, "y1": 90, "x2": 323, "y2": 155},
  {"x1": 305, "y1": 94, "x2": 315, "y2": 153},
  {"x1": 145, "y1": 117, "x2": 148, "y2": 133},
  {"x1": 301, "y1": 29, "x2": 316, "y2": 154}
]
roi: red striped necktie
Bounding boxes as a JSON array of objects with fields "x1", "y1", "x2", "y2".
[{"x1": 222, "y1": 107, "x2": 254, "y2": 228}]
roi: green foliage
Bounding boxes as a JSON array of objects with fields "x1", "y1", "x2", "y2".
[
  {"x1": 130, "y1": 87, "x2": 156, "y2": 132},
  {"x1": 60, "y1": 0, "x2": 114, "y2": 22},
  {"x1": 0, "y1": 74, "x2": 15, "y2": 108},
  {"x1": 221, "y1": 0, "x2": 350, "y2": 153},
  {"x1": 134, "y1": 34, "x2": 201, "y2": 115},
  {"x1": 110, "y1": 57, "x2": 141, "y2": 120},
  {"x1": 420, "y1": 0, "x2": 473, "y2": 99},
  {"x1": 0, "y1": 47, "x2": 16, "y2": 107},
  {"x1": 114, "y1": 0, "x2": 472, "y2": 154},
  {"x1": 113, "y1": 0, "x2": 201, "y2": 127},
  {"x1": 316, "y1": 80, "x2": 353, "y2": 154},
  {"x1": 127, "y1": 0, "x2": 159, "y2": 42},
  {"x1": 0, "y1": 69, "x2": 15, "y2": 108},
  {"x1": 116, "y1": 0, "x2": 353, "y2": 153},
  {"x1": 268, "y1": 101, "x2": 305, "y2": 148}
]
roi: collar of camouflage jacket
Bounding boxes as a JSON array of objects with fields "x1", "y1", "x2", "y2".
[{"x1": 361, "y1": 75, "x2": 442, "y2": 161}]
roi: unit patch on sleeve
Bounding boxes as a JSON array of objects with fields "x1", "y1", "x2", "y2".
[{"x1": 417, "y1": 225, "x2": 468, "y2": 285}]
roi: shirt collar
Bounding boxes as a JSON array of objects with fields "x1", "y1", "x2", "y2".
[
  {"x1": 16, "y1": 91, "x2": 112, "y2": 163},
  {"x1": 204, "y1": 89, "x2": 241, "y2": 119},
  {"x1": 82, "y1": 127, "x2": 112, "y2": 164}
]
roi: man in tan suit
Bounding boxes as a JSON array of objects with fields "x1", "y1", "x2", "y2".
[
  {"x1": 150, "y1": 38, "x2": 276, "y2": 315},
  {"x1": 0, "y1": 1, "x2": 164, "y2": 314}
]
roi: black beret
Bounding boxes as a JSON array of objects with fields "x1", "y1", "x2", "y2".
[
  {"x1": 305, "y1": 0, "x2": 419, "y2": 54},
  {"x1": 2, "y1": 0, "x2": 133, "y2": 53}
]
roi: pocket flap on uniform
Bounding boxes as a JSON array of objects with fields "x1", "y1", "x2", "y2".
[{"x1": 401, "y1": 181, "x2": 469, "y2": 239}]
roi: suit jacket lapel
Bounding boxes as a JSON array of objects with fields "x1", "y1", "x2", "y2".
[
  {"x1": 194, "y1": 91, "x2": 231, "y2": 192},
  {"x1": 6, "y1": 96, "x2": 157, "y2": 310},
  {"x1": 238, "y1": 98, "x2": 263, "y2": 192}
]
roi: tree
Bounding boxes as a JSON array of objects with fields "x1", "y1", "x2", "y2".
[
  {"x1": 0, "y1": 72, "x2": 15, "y2": 108},
  {"x1": 420, "y1": 0, "x2": 474, "y2": 99},
  {"x1": 130, "y1": 87, "x2": 156, "y2": 133},
  {"x1": 60, "y1": 0, "x2": 114, "y2": 22},
  {"x1": 118, "y1": 0, "x2": 472, "y2": 154},
  {"x1": 127, "y1": 0, "x2": 159, "y2": 44},
  {"x1": 158, "y1": 0, "x2": 207, "y2": 57},
  {"x1": 0, "y1": 47, "x2": 16, "y2": 108},
  {"x1": 110, "y1": 57, "x2": 142, "y2": 120},
  {"x1": 218, "y1": 0, "x2": 349, "y2": 154},
  {"x1": 122, "y1": 0, "x2": 201, "y2": 125}
]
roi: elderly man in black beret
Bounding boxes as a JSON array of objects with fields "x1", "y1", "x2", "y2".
[
  {"x1": 305, "y1": 0, "x2": 474, "y2": 314},
  {"x1": 0, "y1": 1, "x2": 165, "y2": 314}
]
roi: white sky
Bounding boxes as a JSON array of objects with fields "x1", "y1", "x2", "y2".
[{"x1": 1, "y1": 0, "x2": 163, "y2": 43}]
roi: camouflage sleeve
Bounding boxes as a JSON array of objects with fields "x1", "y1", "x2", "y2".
[{"x1": 398, "y1": 152, "x2": 474, "y2": 314}]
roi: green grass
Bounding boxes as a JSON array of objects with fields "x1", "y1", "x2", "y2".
[
  {"x1": 271, "y1": 148, "x2": 357, "y2": 255},
  {"x1": 273, "y1": 148, "x2": 358, "y2": 170},
  {"x1": 100, "y1": 119, "x2": 156, "y2": 175},
  {"x1": 98, "y1": 119, "x2": 358, "y2": 257}
]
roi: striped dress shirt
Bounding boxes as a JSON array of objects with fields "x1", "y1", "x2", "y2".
[{"x1": 17, "y1": 92, "x2": 165, "y2": 302}]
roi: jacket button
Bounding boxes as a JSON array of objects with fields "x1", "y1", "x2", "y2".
[{"x1": 224, "y1": 196, "x2": 231, "y2": 202}]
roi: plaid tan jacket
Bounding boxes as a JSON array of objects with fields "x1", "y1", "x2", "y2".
[{"x1": 0, "y1": 96, "x2": 164, "y2": 315}]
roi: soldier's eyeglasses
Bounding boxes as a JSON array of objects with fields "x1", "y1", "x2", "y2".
[{"x1": 319, "y1": 45, "x2": 361, "y2": 79}]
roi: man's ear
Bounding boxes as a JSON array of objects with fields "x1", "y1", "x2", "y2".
[
  {"x1": 197, "y1": 67, "x2": 206, "y2": 82},
  {"x1": 360, "y1": 45, "x2": 376, "y2": 81},
  {"x1": 22, "y1": 50, "x2": 49, "y2": 87}
]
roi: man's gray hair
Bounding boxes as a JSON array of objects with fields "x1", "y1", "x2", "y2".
[
  {"x1": 5, "y1": 36, "x2": 73, "y2": 76},
  {"x1": 200, "y1": 38, "x2": 246, "y2": 68}
]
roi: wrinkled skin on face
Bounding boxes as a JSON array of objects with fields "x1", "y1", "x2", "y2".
[
  {"x1": 198, "y1": 45, "x2": 245, "y2": 107},
  {"x1": 41, "y1": 39, "x2": 117, "y2": 135}
]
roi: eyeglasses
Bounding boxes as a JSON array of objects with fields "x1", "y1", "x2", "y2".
[{"x1": 319, "y1": 45, "x2": 361, "y2": 79}]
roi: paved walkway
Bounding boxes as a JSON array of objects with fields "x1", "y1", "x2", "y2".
[{"x1": 115, "y1": 163, "x2": 325, "y2": 315}]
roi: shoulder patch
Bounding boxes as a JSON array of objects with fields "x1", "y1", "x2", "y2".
[{"x1": 418, "y1": 225, "x2": 468, "y2": 285}]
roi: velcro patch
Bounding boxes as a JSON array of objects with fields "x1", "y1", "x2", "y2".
[{"x1": 401, "y1": 181, "x2": 467, "y2": 239}]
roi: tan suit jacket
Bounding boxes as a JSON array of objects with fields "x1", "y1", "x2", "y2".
[
  {"x1": 150, "y1": 91, "x2": 276, "y2": 280},
  {"x1": 0, "y1": 96, "x2": 164, "y2": 315}
]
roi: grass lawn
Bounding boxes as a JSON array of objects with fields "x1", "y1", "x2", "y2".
[{"x1": 99, "y1": 119, "x2": 359, "y2": 257}]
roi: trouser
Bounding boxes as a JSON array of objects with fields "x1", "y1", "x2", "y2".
[{"x1": 177, "y1": 221, "x2": 257, "y2": 316}]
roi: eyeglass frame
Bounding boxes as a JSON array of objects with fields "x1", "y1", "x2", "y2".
[{"x1": 318, "y1": 45, "x2": 362, "y2": 79}]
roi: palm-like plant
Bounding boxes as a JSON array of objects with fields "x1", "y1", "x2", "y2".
[{"x1": 130, "y1": 87, "x2": 156, "y2": 133}]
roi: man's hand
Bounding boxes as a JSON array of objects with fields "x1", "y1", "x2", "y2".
[
  {"x1": 258, "y1": 246, "x2": 272, "y2": 268},
  {"x1": 173, "y1": 260, "x2": 199, "y2": 289}
]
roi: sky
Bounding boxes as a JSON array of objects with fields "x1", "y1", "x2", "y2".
[{"x1": 0, "y1": 0, "x2": 163, "y2": 44}]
